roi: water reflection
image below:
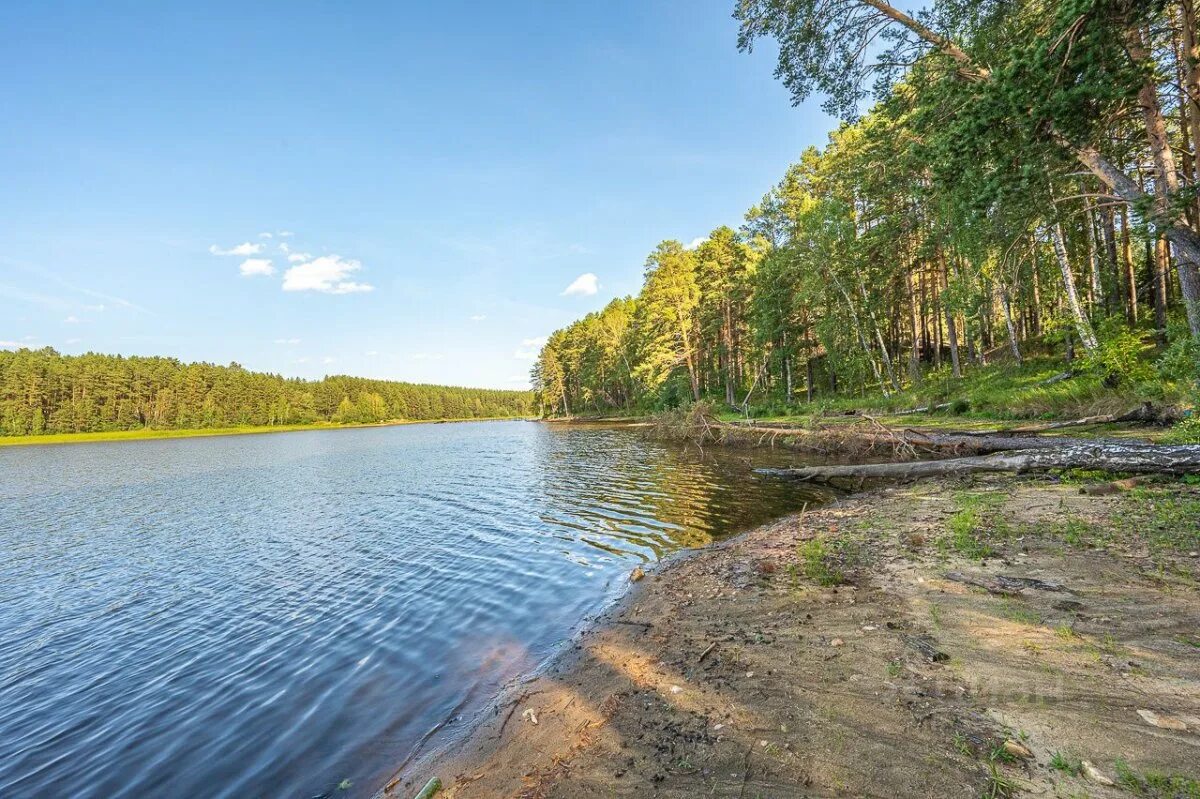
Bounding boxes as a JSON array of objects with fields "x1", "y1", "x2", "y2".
[{"x1": 0, "y1": 421, "x2": 825, "y2": 799}]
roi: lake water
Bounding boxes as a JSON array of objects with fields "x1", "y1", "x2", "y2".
[{"x1": 0, "y1": 421, "x2": 826, "y2": 798}]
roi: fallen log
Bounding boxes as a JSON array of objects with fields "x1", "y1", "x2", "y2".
[
  {"x1": 757, "y1": 443, "x2": 1200, "y2": 484},
  {"x1": 961, "y1": 403, "x2": 1180, "y2": 436}
]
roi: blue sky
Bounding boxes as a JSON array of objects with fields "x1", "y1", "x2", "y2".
[{"x1": 0, "y1": 1, "x2": 836, "y2": 389}]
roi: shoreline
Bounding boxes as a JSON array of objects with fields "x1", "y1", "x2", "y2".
[
  {"x1": 381, "y1": 471, "x2": 1200, "y2": 798},
  {"x1": 0, "y1": 416, "x2": 535, "y2": 449}
]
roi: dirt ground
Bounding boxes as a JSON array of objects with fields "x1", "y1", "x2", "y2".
[{"x1": 382, "y1": 473, "x2": 1200, "y2": 799}]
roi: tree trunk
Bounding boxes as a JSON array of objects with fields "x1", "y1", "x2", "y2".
[
  {"x1": 1099, "y1": 204, "x2": 1123, "y2": 320},
  {"x1": 1001, "y1": 283, "x2": 1022, "y2": 364},
  {"x1": 1183, "y1": 0, "x2": 1200, "y2": 222},
  {"x1": 1082, "y1": 192, "x2": 1104, "y2": 309},
  {"x1": 758, "y1": 443, "x2": 1200, "y2": 484},
  {"x1": 1051, "y1": 223, "x2": 1099, "y2": 351},
  {"x1": 1154, "y1": 235, "x2": 1171, "y2": 345},
  {"x1": 1120, "y1": 206, "x2": 1138, "y2": 323}
]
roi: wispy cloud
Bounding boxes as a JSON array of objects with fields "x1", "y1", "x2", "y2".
[
  {"x1": 273, "y1": 337, "x2": 301, "y2": 345},
  {"x1": 409, "y1": 352, "x2": 443, "y2": 361},
  {"x1": 514, "y1": 335, "x2": 547, "y2": 360},
  {"x1": 63, "y1": 315, "x2": 82, "y2": 324},
  {"x1": 278, "y1": 231, "x2": 294, "y2": 238},
  {"x1": 239, "y1": 258, "x2": 276, "y2": 277},
  {"x1": 282, "y1": 255, "x2": 372, "y2": 294},
  {"x1": 209, "y1": 242, "x2": 263, "y2": 257},
  {"x1": 561, "y1": 273, "x2": 599, "y2": 296},
  {"x1": 322, "y1": 356, "x2": 336, "y2": 364},
  {"x1": 469, "y1": 314, "x2": 487, "y2": 322},
  {"x1": 0, "y1": 257, "x2": 150, "y2": 314},
  {"x1": 258, "y1": 232, "x2": 273, "y2": 239},
  {"x1": 687, "y1": 237, "x2": 707, "y2": 249},
  {"x1": 287, "y1": 252, "x2": 312, "y2": 263},
  {"x1": 0, "y1": 340, "x2": 21, "y2": 349}
]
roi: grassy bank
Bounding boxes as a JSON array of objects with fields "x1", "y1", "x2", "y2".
[{"x1": 0, "y1": 416, "x2": 530, "y2": 448}]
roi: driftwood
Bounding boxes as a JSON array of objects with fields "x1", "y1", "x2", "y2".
[{"x1": 758, "y1": 443, "x2": 1200, "y2": 484}]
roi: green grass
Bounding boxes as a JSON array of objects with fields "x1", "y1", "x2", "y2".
[
  {"x1": 1050, "y1": 751, "x2": 1082, "y2": 776},
  {"x1": 1114, "y1": 759, "x2": 1200, "y2": 798},
  {"x1": 0, "y1": 416, "x2": 525, "y2": 447},
  {"x1": 797, "y1": 538, "x2": 857, "y2": 586},
  {"x1": 717, "y1": 350, "x2": 1191, "y2": 427},
  {"x1": 940, "y1": 491, "x2": 1008, "y2": 560}
]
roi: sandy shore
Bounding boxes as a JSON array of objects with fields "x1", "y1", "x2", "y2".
[{"x1": 381, "y1": 473, "x2": 1200, "y2": 798}]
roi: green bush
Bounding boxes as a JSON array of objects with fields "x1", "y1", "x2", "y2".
[{"x1": 1083, "y1": 318, "x2": 1154, "y2": 386}]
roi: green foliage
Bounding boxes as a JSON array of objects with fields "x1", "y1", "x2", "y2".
[
  {"x1": 1082, "y1": 317, "x2": 1155, "y2": 386},
  {"x1": 528, "y1": 0, "x2": 1200, "y2": 420},
  {"x1": 1114, "y1": 760, "x2": 1200, "y2": 798},
  {"x1": 797, "y1": 538, "x2": 855, "y2": 586},
  {"x1": 0, "y1": 347, "x2": 533, "y2": 437}
]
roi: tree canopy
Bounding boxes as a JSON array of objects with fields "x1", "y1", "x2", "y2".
[{"x1": 533, "y1": 0, "x2": 1200, "y2": 415}]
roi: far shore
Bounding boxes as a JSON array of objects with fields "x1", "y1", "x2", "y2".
[{"x1": 0, "y1": 416, "x2": 535, "y2": 448}]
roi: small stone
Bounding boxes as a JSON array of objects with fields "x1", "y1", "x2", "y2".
[
  {"x1": 759, "y1": 740, "x2": 769, "y2": 747},
  {"x1": 522, "y1": 708, "x2": 539, "y2": 725},
  {"x1": 1081, "y1": 760, "x2": 1114, "y2": 786},
  {"x1": 1002, "y1": 740, "x2": 1033, "y2": 759},
  {"x1": 630, "y1": 567, "x2": 645, "y2": 583},
  {"x1": 669, "y1": 685, "x2": 682, "y2": 694},
  {"x1": 1137, "y1": 709, "x2": 1189, "y2": 731},
  {"x1": 830, "y1": 638, "x2": 844, "y2": 647},
  {"x1": 713, "y1": 723, "x2": 725, "y2": 731},
  {"x1": 862, "y1": 625, "x2": 877, "y2": 631}
]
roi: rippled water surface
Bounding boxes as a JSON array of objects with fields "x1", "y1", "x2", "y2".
[{"x1": 0, "y1": 421, "x2": 825, "y2": 798}]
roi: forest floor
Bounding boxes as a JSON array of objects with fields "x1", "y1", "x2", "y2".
[
  {"x1": 385, "y1": 468, "x2": 1200, "y2": 798},
  {"x1": 0, "y1": 416, "x2": 533, "y2": 447}
]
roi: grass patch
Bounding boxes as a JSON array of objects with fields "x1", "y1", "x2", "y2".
[
  {"x1": 940, "y1": 491, "x2": 1008, "y2": 560},
  {"x1": 797, "y1": 537, "x2": 858, "y2": 586},
  {"x1": 1050, "y1": 751, "x2": 1082, "y2": 776},
  {"x1": 999, "y1": 599, "x2": 1042, "y2": 626},
  {"x1": 1114, "y1": 759, "x2": 1200, "y2": 798}
]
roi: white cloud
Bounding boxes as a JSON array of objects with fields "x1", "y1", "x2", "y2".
[
  {"x1": 322, "y1": 356, "x2": 336, "y2": 364},
  {"x1": 410, "y1": 352, "x2": 443, "y2": 361},
  {"x1": 63, "y1": 315, "x2": 82, "y2": 323},
  {"x1": 287, "y1": 252, "x2": 312, "y2": 263},
  {"x1": 259, "y1": 232, "x2": 273, "y2": 239},
  {"x1": 0, "y1": 340, "x2": 20, "y2": 348},
  {"x1": 278, "y1": 242, "x2": 290, "y2": 254},
  {"x1": 239, "y1": 258, "x2": 276, "y2": 277},
  {"x1": 687, "y1": 237, "x2": 707, "y2": 249},
  {"x1": 66, "y1": 337, "x2": 82, "y2": 344},
  {"x1": 365, "y1": 350, "x2": 379, "y2": 356},
  {"x1": 514, "y1": 335, "x2": 547, "y2": 360},
  {"x1": 282, "y1": 255, "x2": 372, "y2": 294},
  {"x1": 469, "y1": 314, "x2": 487, "y2": 322},
  {"x1": 209, "y1": 242, "x2": 262, "y2": 256},
  {"x1": 278, "y1": 231, "x2": 294, "y2": 238},
  {"x1": 561, "y1": 272, "x2": 599, "y2": 296},
  {"x1": 273, "y1": 337, "x2": 301, "y2": 345}
]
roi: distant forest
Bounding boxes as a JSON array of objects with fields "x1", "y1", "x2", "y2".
[{"x1": 0, "y1": 348, "x2": 534, "y2": 436}]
